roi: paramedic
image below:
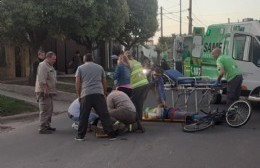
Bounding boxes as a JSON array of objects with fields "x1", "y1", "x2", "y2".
[
  {"x1": 211, "y1": 48, "x2": 243, "y2": 104},
  {"x1": 125, "y1": 51, "x2": 149, "y2": 133}
]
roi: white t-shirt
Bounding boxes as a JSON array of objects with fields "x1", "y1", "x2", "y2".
[{"x1": 68, "y1": 99, "x2": 98, "y2": 122}]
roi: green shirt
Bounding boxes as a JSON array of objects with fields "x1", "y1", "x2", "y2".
[{"x1": 216, "y1": 55, "x2": 241, "y2": 82}]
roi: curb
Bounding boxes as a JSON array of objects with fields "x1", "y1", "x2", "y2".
[
  {"x1": 0, "y1": 111, "x2": 66, "y2": 124},
  {"x1": 0, "y1": 83, "x2": 77, "y2": 102}
]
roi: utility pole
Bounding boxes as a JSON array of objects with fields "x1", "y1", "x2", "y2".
[
  {"x1": 161, "y1": 6, "x2": 163, "y2": 38},
  {"x1": 180, "y1": 0, "x2": 182, "y2": 35},
  {"x1": 188, "y1": 0, "x2": 192, "y2": 35}
]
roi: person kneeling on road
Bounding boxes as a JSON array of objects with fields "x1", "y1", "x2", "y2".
[
  {"x1": 106, "y1": 87, "x2": 138, "y2": 133},
  {"x1": 67, "y1": 98, "x2": 99, "y2": 131}
]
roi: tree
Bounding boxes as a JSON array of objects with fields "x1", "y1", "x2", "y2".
[
  {"x1": 43, "y1": 0, "x2": 129, "y2": 52},
  {"x1": 117, "y1": 0, "x2": 158, "y2": 50},
  {"x1": 154, "y1": 34, "x2": 176, "y2": 63},
  {"x1": 0, "y1": 0, "x2": 49, "y2": 60},
  {"x1": 0, "y1": 0, "x2": 129, "y2": 53}
]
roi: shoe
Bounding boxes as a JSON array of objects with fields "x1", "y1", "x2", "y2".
[
  {"x1": 185, "y1": 115, "x2": 194, "y2": 125},
  {"x1": 39, "y1": 129, "x2": 52, "y2": 134},
  {"x1": 74, "y1": 135, "x2": 85, "y2": 141},
  {"x1": 108, "y1": 132, "x2": 117, "y2": 141},
  {"x1": 113, "y1": 121, "x2": 126, "y2": 133},
  {"x1": 72, "y1": 123, "x2": 78, "y2": 130},
  {"x1": 46, "y1": 126, "x2": 56, "y2": 131},
  {"x1": 136, "y1": 121, "x2": 145, "y2": 133},
  {"x1": 126, "y1": 124, "x2": 134, "y2": 133}
]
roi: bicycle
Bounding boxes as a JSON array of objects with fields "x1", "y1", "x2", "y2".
[{"x1": 182, "y1": 99, "x2": 252, "y2": 132}]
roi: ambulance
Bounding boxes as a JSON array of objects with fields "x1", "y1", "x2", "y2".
[{"x1": 175, "y1": 18, "x2": 260, "y2": 102}]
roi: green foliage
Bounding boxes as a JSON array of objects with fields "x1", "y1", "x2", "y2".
[
  {"x1": 0, "y1": 0, "x2": 48, "y2": 48},
  {"x1": 62, "y1": 0, "x2": 129, "y2": 51},
  {"x1": 1, "y1": 0, "x2": 164, "y2": 54},
  {"x1": 0, "y1": 0, "x2": 129, "y2": 52},
  {"x1": 117, "y1": 0, "x2": 159, "y2": 50},
  {"x1": 158, "y1": 35, "x2": 175, "y2": 52},
  {"x1": 0, "y1": 95, "x2": 38, "y2": 116}
]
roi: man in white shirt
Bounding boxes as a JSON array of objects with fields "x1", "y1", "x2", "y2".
[{"x1": 68, "y1": 99, "x2": 99, "y2": 130}]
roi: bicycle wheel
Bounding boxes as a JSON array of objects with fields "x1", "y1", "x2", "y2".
[
  {"x1": 183, "y1": 119, "x2": 214, "y2": 132},
  {"x1": 226, "y1": 100, "x2": 252, "y2": 128}
]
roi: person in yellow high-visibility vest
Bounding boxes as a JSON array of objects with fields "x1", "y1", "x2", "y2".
[{"x1": 125, "y1": 51, "x2": 149, "y2": 133}]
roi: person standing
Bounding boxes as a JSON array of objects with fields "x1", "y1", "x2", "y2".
[
  {"x1": 29, "y1": 50, "x2": 46, "y2": 86},
  {"x1": 125, "y1": 51, "x2": 149, "y2": 132},
  {"x1": 68, "y1": 50, "x2": 83, "y2": 73},
  {"x1": 160, "y1": 58, "x2": 170, "y2": 71},
  {"x1": 75, "y1": 53, "x2": 116, "y2": 141},
  {"x1": 211, "y1": 48, "x2": 243, "y2": 104},
  {"x1": 35, "y1": 51, "x2": 57, "y2": 134},
  {"x1": 113, "y1": 54, "x2": 132, "y2": 97}
]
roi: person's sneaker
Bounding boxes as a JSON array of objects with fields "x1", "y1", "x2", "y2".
[
  {"x1": 136, "y1": 121, "x2": 145, "y2": 133},
  {"x1": 46, "y1": 126, "x2": 56, "y2": 131},
  {"x1": 113, "y1": 121, "x2": 126, "y2": 133},
  {"x1": 39, "y1": 129, "x2": 52, "y2": 134},
  {"x1": 108, "y1": 132, "x2": 117, "y2": 141},
  {"x1": 74, "y1": 135, "x2": 85, "y2": 141},
  {"x1": 72, "y1": 123, "x2": 78, "y2": 130},
  {"x1": 185, "y1": 115, "x2": 194, "y2": 125},
  {"x1": 127, "y1": 124, "x2": 134, "y2": 132}
]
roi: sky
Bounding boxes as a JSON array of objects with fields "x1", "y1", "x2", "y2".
[{"x1": 153, "y1": 0, "x2": 260, "y2": 43}]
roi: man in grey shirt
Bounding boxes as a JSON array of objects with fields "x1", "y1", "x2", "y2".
[{"x1": 74, "y1": 53, "x2": 116, "y2": 141}]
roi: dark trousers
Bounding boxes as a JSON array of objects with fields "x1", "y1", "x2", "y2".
[
  {"x1": 78, "y1": 94, "x2": 114, "y2": 137},
  {"x1": 117, "y1": 87, "x2": 132, "y2": 98},
  {"x1": 131, "y1": 84, "x2": 150, "y2": 121},
  {"x1": 227, "y1": 75, "x2": 243, "y2": 105}
]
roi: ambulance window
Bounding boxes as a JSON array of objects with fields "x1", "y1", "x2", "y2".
[
  {"x1": 252, "y1": 38, "x2": 260, "y2": 67},
  {"x1": 223, "y1": 37, "x2": 230, "y2": 55},
  {"x1": 233, "y1": 34, "x2": 251, "y2": 61}
]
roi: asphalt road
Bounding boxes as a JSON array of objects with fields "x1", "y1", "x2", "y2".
[{"x1": 0, "y1": 90, "x2": 260, "y2": 168}]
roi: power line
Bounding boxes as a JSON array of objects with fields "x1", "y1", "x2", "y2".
[
  {"x1": 192, "y1": 12, "x2": 208, "y2": 27},
  {"x1": 162, "y1": 7, "x2": 188, "y2": 15},
  {"x1": 163, "y1": 14, "x2": 180, "y2": 22}
]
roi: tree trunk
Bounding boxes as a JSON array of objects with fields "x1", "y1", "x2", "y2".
[
  {"x1": 20, "y1": 47, "x2": 30, "y2": 77},
  {"x1": 3, "y1": 45, "x2": 16, "y2": 79}
]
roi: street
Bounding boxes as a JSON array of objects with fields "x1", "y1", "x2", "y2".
[{"x1": 0, "y1": 90, "x2": 260, "y2": 168}]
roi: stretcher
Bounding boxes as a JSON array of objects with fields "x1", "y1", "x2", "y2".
[{"x1": 163, "y1": 69, "x2": 215, "y2": 113}]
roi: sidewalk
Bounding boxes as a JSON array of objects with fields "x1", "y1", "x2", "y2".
[{"x1": 0, "y1": 83, "x2": 77, "y2": 124}]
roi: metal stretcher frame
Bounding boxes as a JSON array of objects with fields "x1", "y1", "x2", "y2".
[{"x1": 163, "y1": 70, "x2": 214, "y2": 113}]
